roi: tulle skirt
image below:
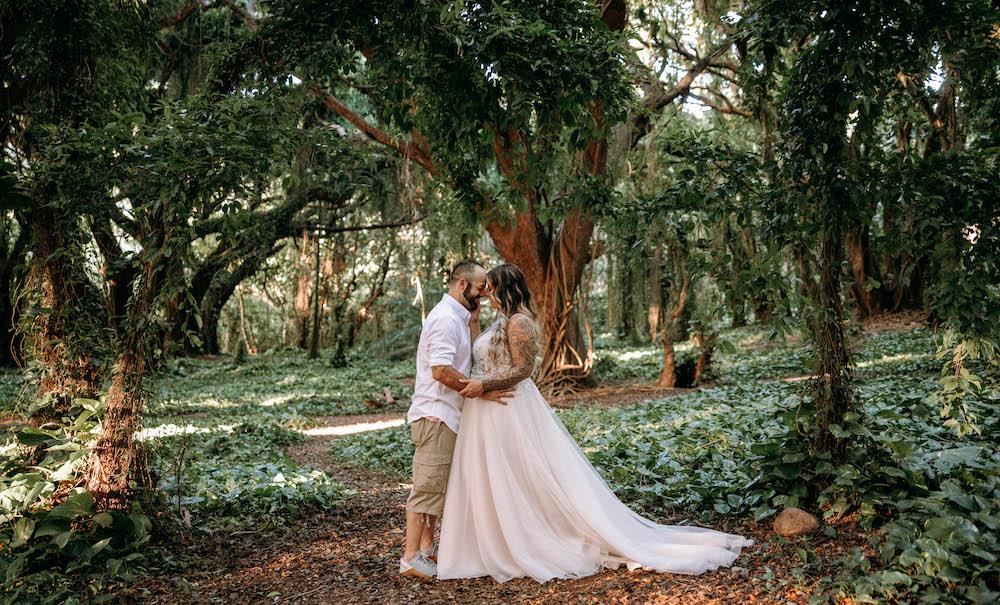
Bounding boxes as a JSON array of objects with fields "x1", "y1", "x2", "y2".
[{"x1": 437, "y1": 379, "x2": 752, "y2": 584}]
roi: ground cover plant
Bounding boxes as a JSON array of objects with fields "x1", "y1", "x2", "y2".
[{"x1": 330, "y1": 327, "x2": 999, "y2": 603}]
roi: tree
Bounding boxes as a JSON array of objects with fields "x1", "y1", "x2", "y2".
[
  {"x1": 211, "y1": 1, "x2": 633, "y2": 391},
  {"x1": 744, "y1": 0, "x2": 999, "y2": 457}
]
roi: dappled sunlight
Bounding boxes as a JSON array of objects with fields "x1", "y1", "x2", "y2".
[
  {"x1": 608, "y1": 349, "x2": 658, "y2": 362},
  {"x1": 778, "y1": 374, "x2": 812, "y2": 382},
  {"x1": 138, "y1": 423, "x2": 229, "y2": 442},
  {"x1": 855, "y1": 352, "x2": 933, "y2": 369},
  {"x1": 301, "y1": 418, "x2": 405, "y2": 437},
  {"x1": 260, "y1": 394, "x2": 297, "y2": 407}
]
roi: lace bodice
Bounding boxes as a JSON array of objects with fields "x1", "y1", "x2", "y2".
[{"x1": 471, "y1": 319, "x2": 511, "y2": 378}]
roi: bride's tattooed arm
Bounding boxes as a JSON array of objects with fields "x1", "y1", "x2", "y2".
[{"x1": 482, "y1": 315, "x2": 538, "y2": 391}]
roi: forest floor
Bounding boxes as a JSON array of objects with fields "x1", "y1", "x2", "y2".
[
  {"x1": 123, "y1": 384, "x2": 876, "y2": 605},
  {"x1": 108, "y1": 315, "x2": 967, "y2": 604},
  {"x1": 125, "y1": 409, "x2": 874, "y2": 605}
]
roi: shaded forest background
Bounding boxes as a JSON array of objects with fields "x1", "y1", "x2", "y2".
[{"x1": 0, "y1": 0, "x2": 997, "y2": 603}]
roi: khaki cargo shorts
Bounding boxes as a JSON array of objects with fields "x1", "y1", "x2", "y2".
[{"x1": 405, "y1": 418, "x2": 458, "y2": 518}]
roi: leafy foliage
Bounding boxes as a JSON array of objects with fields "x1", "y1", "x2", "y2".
[
  {"x1": 148, "y1": 350, "x2": 412, "y2": 420},
  {"x1": 332, "y1": 327, "x2": 999, "y2": 602},
  {"x1": 0, "y1": 401, "x2": 151, "y2": 604}
]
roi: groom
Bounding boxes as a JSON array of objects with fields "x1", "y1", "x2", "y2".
[{"x1": 399, "y1": 260, "x2": 509, "y2": 579}]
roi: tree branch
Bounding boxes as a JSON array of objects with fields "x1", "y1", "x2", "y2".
[{"x1": 313, "y1": 86, "x2": 436, "y2": 176}]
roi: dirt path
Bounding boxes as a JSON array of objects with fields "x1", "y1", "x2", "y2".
[{"x1": 125, "y1": 409, "x2": 874, "y2": 604}]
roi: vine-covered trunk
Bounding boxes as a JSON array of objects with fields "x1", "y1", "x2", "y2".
[
  {"x1": 85, "y1": 352, "x2": 152, "y2": 507},
  {"x1": 807, "y1": 230, "x2": 854, "y2": 458},
  {"x1": 27, "y1": 210, "x2": 105, "y2": 418},
  {"x1": 86, "y1": 224, "x2": 165, "y2": 507},
  {"x1": 0, "y1": 228, "x2": 28, "y2": 367}
]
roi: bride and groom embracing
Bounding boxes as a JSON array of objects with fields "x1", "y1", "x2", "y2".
[{"x1": 399, "y1": 260, "x2": 752, "y2": 583}]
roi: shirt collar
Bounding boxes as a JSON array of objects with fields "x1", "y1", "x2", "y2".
[{"x1": 442, "y1": 294, "x2": 472, "y2": 322}]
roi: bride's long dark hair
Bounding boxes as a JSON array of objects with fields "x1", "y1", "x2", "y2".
[
  {"x1": 486, "y1": 264, "x2": 538, "y2": 361},
  {"x1": 486, "y1": 263, "x2": 536, "y2": 319}
]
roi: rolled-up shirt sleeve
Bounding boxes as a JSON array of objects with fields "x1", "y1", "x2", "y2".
[{"x1": 426, "y1": 317, "x2": 459, "y2": 367}]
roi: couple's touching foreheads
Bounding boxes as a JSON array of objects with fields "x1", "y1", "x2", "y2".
[{"x1": 400, "y1": 260, "x2": 752, "y2": 583}]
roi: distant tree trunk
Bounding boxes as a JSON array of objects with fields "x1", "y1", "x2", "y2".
[
  {"x1": 846, "y1": 223, "x2": 880, "y2": 320},
  {"x1": 647, "y1": 245, "x2": 662, "y2": 342},
  {"x1": 657, "y1": 273, "x2": 689, "y2": 388},
  {"x1": 606, "y1": 253, "x2": 619, "y2": 335},
  {"x1": 618, "y1": 245, "x2": 637, "y2": 342},
  {"x1": 692, "y1": 330, "x2": 716, "y2": 386},
  {"x1": 308, "y1": 233, "x2": 322, "y2": 359},
  {"x1": 237, "y1": 285, "x2": 257, "y2": 355},
  {"x1": 200, "y1": 243, "x2": 282, "y2": 354},
  {"x1": 294, "y1": 229, "x2": 312, "y2": 349},
  {"x1": 347, "y1": 243, "x2": 393, "y2": 348}
]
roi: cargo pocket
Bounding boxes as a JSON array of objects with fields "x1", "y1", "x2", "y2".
[{"x1": 412, "y1": 458, "x2": 450, "y2": 494}]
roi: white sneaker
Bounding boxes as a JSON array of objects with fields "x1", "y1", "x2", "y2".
[
  {"x1": 399, "y1": 552, "x2": 437, "y2": 579},
  {"x1": 420, "y1": 544, "x2": 437, "y2": 563}
]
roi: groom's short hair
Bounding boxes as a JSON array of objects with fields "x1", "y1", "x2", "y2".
[{"x1": 450, "y1": 260, "x2": 484, "y2": 284}]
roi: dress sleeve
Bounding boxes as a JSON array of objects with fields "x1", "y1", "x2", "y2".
[{"x1": 481, "y1": 315, "x2": 538, "y2": 391}]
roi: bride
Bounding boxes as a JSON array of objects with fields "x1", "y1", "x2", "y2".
[{"x1": 436, "y1": 263, "x2": 752, "y2": 584}]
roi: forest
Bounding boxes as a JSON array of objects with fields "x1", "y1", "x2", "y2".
[{"x1": 0, "y1": 0, "x2": 997, "y2": 603}]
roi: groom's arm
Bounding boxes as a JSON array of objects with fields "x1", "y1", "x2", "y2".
[
  {"x1": 431, "y1": 365, "x2": 469, "y2": 393},
  {"x1": 432, "y1": 365, "x2": 511, "y2": 403}
]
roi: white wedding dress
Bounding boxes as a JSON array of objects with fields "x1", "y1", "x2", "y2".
[{"x1": 437, "y1": 317, "x2": 752, "y2": 583}]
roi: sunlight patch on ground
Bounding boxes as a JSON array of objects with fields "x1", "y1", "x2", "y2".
[
  {"x1": 779, "y1": 375, "x2": 812, "y2": 382},
  {"x1": 856, "y1": 353, "x2": 932, "y2": 368},
  {"x1": 608, "y1": 349, "x2": 658, "y2": 361},
  {"x1": 138, "y1": 423, "x2": 229, "y2": 441},
  {"x1": 261, "y1": 394, "x2": 297, "y2": 407},
  {"x1": 301, "y1": 418, "x2": 405, "y2": 437}
]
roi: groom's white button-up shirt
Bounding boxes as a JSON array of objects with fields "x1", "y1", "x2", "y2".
[{"x1": 407, "y1": 294, "x2": 472, "y2": 434}]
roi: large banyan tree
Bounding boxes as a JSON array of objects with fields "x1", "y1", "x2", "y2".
[{"x1": 210, "y1": 0, "x2": 633, "y2": 391}]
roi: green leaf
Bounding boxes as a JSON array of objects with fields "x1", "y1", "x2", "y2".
[
  {"x1": 48, "y1": 490, "x2": 95, "y2": 519},
  {"x1": 51, "y1": 530, "x2": 75, "y2": 549},
  {"x1": 9, "y1": 517, "x2": 35, "y2": 549}
]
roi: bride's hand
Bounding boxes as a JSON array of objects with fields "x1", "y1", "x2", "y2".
[
  {"x1": 458, "y1": 379, "x2": 485, "y2": 398},
  {"x1": 480, "y1": 389, "x2": 512, "y2": 405}
]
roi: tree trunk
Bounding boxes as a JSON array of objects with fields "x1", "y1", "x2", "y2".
[
  {"x1": 237, "y1": 285, "x2": 257, "y2": 355},
  {"x1": 86, "y1": 215, "x2": 168, "y2": 507},
  {"x1": 808, "y1": 231, "x2": 854, "y2": 458},
  {"x1": 647, "y1": 245, "x2": 662, "y2": 342},
  {"x1": 26, "y1": 209, "x2": 105, "y2": 418},
  {"x1": 86, "y1": 353, "x2": 153, "y2": 507},
  {"x1": 294, "y1": 229, "x2": 312, "y2": 350},
  {"x1": 846, "y1": 223, "x2": 880, "y2": 320},
  {"x1": 0, "y1": 226, "x2": 28, "y2": 367},
  {"x1": 485, "y1": 205, "x2": 596, "y2": 393},
  {"x1": 657, "y1": 274, "x2": 689, "y2": 388},
  {"x1": 692, "y1": 331, "x2": 716, "y2": 386},
  {"x1": 308, "y1": 232, "x2": 322, "y2": 359}
]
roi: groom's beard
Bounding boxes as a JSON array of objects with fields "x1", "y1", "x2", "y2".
[{"x1": 463, "y1": 285, "x2": 480, "y2": 311}]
